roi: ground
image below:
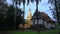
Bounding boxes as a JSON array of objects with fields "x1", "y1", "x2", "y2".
[{"x1": 0, "y1": 28, "x2": 60, "y2": 34}]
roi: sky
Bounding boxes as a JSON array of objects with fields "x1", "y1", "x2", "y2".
[{"x1": 6, "y1": 0, "x2": 53, "y2": 20}]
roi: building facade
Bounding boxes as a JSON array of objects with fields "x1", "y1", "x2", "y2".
[{"x1": 31, "y1": 11, "x2": 55, "y2": 29}]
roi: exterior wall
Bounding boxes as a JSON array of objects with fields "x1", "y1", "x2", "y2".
[
  {"x1": 31, "y1": 19, "x2": 55, "y2": 28},
  {"x1": 46, "y1": 23, "x2": 51, "y2": 28},
  {"x1": 46, "y1": 23, "x2": 55, "y2": 28},
  {"x1": 44, "y1": 20, "x2": 47, "y2": 28},
  {"x1": 51, "y1": 24, "x2": 55, "y2": 28},
  {"x1": 40, "y1": 19, "x2": 43, "y2": 24},
  {"x1": 39, "y1": 19, "x2": 43, "y2": 24},
  {"x1": 44, "y1": 20, "x2": 51, "y2": 28},
  {"x1": 39, "y1": 20, "x2": 41, "y2": 24},
  {"x1": 31, "y1": 19, "x2": 43, "y2": 25},
  {"x1": 35, "y1": 19, "x2": 37, "y2": 24},
  {"x1": 43, "y1": 20, "x2": 54, "y2": 28},
  {"x1": 31, "y1": 20, "x2": 35, "y2": 25}
]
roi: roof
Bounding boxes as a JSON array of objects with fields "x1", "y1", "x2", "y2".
[
  {"x1": 31, "y1": 11, "x2": 54, "y2": 22},
  {"x1": 31, "y1": 11, "x2": 42, "y2": 19}
]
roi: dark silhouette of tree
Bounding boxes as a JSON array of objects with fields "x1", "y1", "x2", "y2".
[
  {"x1": 7, "y1": 5, "x2": 23, "y2": 30},
  {"x1": 0, "y1": 0, "x2": 23, "y2": 30},
  {"x1": 12, "y1": 0, "x2": 26, "y2": 31},
  {"x1": 12, "y1": 0, "x2": 22, "y2": 30},
  {"x1": 0, "y1": 0, "x2": 8, "y2": 30},
  {"x1": 48, "y1": 0, "x2": 60, "y2": 27},
  {"x1": 27, "y1": 0, "x2": 41, "y2": 10},
  {"x1": 22, "y1": 0, "x2": 26, "y2": 32}
]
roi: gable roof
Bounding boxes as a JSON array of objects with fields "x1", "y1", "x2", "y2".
[{"x1": 31, "y1": 11, "x2": 52, "y2": 21}]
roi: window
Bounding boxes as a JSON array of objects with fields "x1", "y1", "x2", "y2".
[
  {"x1": 35, "y1": 19, "x2": 37, "y2": 24},
  {"x1": 40, "y1": 19, "x2": 43, "y2": 24},
  {"x1": 39, "y1": 20, "x2": 40, "y2": 24},
  {"x1": 34, "y1": 16, "x2": 36, "y2": 18},
  {"x1": 31, "y1": 20, "x2": 33, "y2": 24}
]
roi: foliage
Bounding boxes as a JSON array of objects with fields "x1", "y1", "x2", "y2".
[
  {"x1": 48, "y1": 0, "x2": 60, "y2": 26},
  {"x1": 0, "y1": 0, "x2": 23, "y2": 30}
]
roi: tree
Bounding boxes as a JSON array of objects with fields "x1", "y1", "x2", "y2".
[
  {"x1": 48, "y1": 0, "x2": 60, "y2": 27},
  {"x1": 8, "y1": 5, "x2": 23, "y2": 30},
  {"x1": 12, "y1": 0, "x2": 22, "y2": 30},
  {"x1": 27, "y1": 0, "x2": 41, "y2": 10},
  {"x1": 0, "y1": 0, "x2": 24, "y2": 30},
  {"x1": 0, "y1": 0, "x2": 8, "y2": 30},
  {"x1": 12, "y1": 0, "x2": 26, "y2": 31}
]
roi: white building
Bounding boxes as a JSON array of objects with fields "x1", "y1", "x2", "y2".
[{"x1": 31, "y1": 11, "x2": 55, "y2": 29}]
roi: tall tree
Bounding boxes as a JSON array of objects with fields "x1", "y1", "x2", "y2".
[
  {"x1": 12, "y1": 0, "x2": 22, "y2": 30},
  {"x1": 27, "y1": 0, "x2": 41, "y2": 11},
  {"x1": 0, "y1": 0, "x2": 23, "y2": 30},
  {"x1": 7, "y1": 5, "x2": 23, "y2": 30},
  {"x1": 12, "y1": 0, "x2": 26, "y2": 30},
  {"x1": 48, "y1": 0, "x2": 60, "y2": 27},
  {"x1": 0, "y1": 0, "x2": 8, "y2": 30}
]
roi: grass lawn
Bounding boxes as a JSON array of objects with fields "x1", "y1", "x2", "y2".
[{"x1": 0, "y1": 29, "x2": 60, "y2": 34}]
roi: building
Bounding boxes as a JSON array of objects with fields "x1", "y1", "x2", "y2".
[{"x1": 31, "y1": 10, "x2": 55, "y2": 29}]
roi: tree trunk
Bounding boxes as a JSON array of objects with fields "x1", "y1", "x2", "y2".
[
  {"x1": 36, "y1": 1, "x2": 40, "y2": 32},
  {"x1": 54, "y1": 0, "x2": 60, "y2": 28},
  {"x1": 14, "y1": 1, "x2": 17, "y2": 30},
  {"x1": 36, "y1": 2, "x2": 38, "y2": 11},
  {"x1": 22, "y1": 4, "x2": 25, "y2": 32}
]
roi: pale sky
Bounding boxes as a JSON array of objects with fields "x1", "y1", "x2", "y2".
[{"x1": 6, "y1": 0, "x2": 53, "y2": 20}]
